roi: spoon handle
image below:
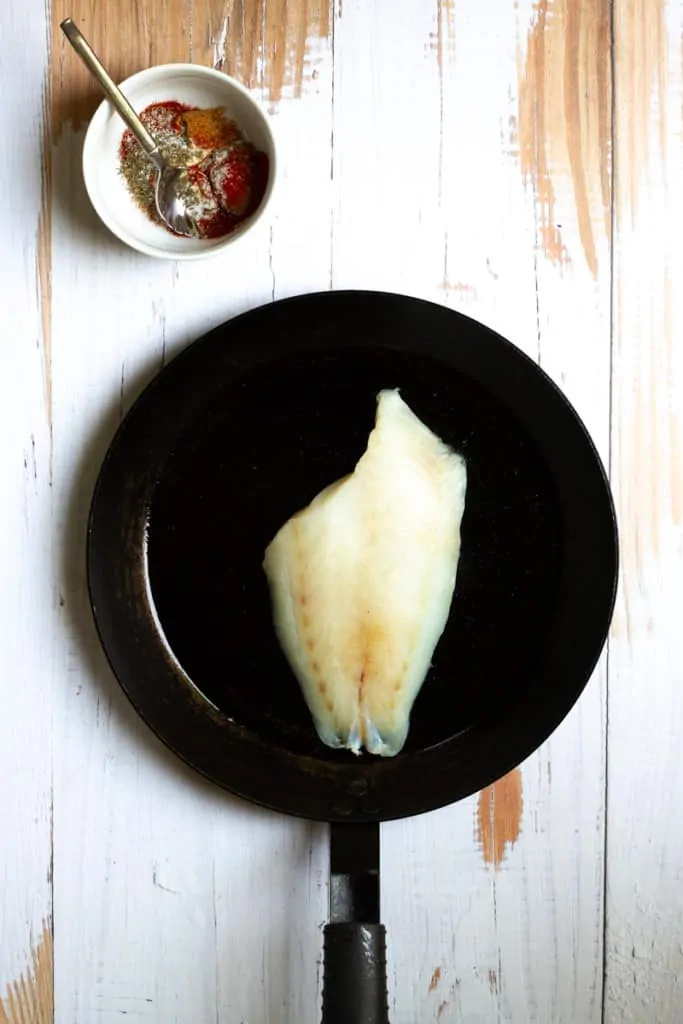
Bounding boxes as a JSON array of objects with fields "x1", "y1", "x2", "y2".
[{"x1": 60, "y1": 18, "x2": 160, "y2": 160}]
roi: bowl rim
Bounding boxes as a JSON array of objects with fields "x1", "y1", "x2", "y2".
[{"x1": 82, "y1": 62, "x2": 277, "y2": 261}]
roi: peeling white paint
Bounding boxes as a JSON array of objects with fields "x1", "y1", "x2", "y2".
[{"x1": 211, "y1": 12, "x2": 229, "y2": 70}]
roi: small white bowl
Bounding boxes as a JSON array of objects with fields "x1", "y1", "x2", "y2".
[{"x1": 83, "y1": 63, "x2": 277, "y2": 260}]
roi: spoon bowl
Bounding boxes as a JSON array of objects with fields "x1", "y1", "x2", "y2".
[{"x1": 155, "y1": 164, "x2": 198, "y2": 238}]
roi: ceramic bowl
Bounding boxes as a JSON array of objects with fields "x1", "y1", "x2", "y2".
[{"x1": 82, "y1": 63, "x2": 277, "y2": 260}]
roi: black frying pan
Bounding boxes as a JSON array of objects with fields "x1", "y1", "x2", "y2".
[{"x1": 87, "y1": 290, "x2": 618, "y2": 1023}]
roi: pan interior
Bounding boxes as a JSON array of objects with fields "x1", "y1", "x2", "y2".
[{"x1": 146, "y1": 343, "x2": 562, "y2": 762}]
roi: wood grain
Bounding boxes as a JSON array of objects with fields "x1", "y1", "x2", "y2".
[
  {"x1": 606, "y1": 0, "x2": 683, "y2": 1020},
  {"x1": 224, "y1": 0, "x2": 333, "y2": 101}
]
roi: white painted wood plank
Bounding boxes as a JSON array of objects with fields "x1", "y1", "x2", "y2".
[
  {"x1": 0, "y1": 0, "x2": 54, "y2": 1013},
  {"x1": 332, "y1": 1, "x2": 610, "y2": 1021},
  {"x1": 605, "y1": 1, "x2": 683, "y2": 1020},
  {"x1": 331, "y1": 0, "x2": 445, "y2": 298},
  {"x1": 267, "y1": 30, "x2": 335, "y2": 303},
  {"x1": 50, "y1": 31, "x2": 333, "y2": 1022}
]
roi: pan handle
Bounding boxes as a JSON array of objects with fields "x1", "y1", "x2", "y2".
[
  {"x1": 321, "y1": 821, "x2": 390, "y2": 1024},
  {"x1": 322, "y1": 922, "x2": 389, "y2": 1023}
]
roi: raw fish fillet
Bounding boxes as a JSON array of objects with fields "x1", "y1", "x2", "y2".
[{"x1": 263, "y1": 389, "x2": 467, "y2": 757}]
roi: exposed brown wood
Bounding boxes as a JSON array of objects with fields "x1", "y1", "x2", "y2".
[
  {"x1": 431, "y1": 0, "x2": 456, "y2": 71},
  {"x1": 614, "y1": 0, "x2": 667, "y2": 221},
  {"x1": 51, "y1": 0, "x2": 333, "y2": 137},
  {"x1": 517, "y1": 0, "x2": 612, "y2": 277},
  {"x1": 0, "y1": 924, "x2": 53, "y2": 1024},
  {"x1": 476, "y1": 769, "x2": 523, "y2": 869}
]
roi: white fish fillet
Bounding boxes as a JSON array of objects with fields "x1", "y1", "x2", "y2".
[{"x1": 263, "y1": 389, "x2": 467, "y2": 757}]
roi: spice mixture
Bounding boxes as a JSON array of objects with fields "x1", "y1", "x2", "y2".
[{"x1": 118, "y1": 101, "x2": 269, "y2": 240}]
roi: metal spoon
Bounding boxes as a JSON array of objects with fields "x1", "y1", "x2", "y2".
[{"x1": 61, "y1": 18, "x2": 198, "y2": 238}]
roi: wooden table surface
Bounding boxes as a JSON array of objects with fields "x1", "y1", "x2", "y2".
[{"x1": 1, "y1": 1, "x2": 681, "y2": 1021}]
